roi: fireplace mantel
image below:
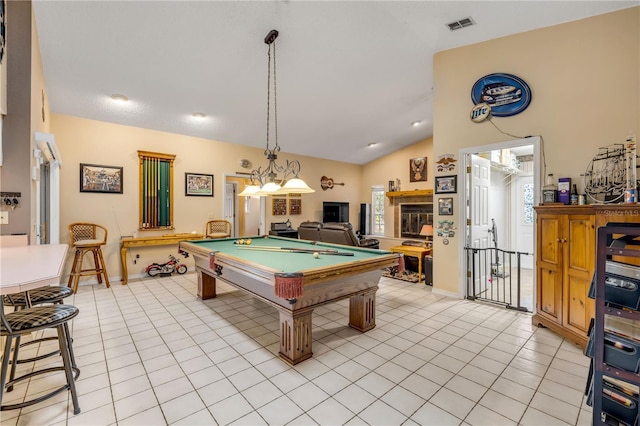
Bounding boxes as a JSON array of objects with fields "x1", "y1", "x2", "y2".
[{"x1": 386, "y1": 189, "x2": 433, "y2": 203}]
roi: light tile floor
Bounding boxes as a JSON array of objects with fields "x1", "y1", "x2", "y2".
[{"x1": 1, "y1": 274, "x2": 593, "y2": 425}]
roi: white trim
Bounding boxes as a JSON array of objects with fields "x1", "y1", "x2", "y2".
[
  {"x1": 34, "y1": 132, "x2": 62, "y2": 244},
  {"x1": 458, "y1": 136, "x2": 541, "y2": 302},
  {"x1": 431, "y1": 288, "x2": 459, "y2": 299},
  {"x1": 224, "y1": 173, "x2": 266, "y2": 236}
]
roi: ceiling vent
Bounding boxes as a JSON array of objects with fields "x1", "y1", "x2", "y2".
[{"x1": 446, "y1": 17, "x2": 475, "y2": 31}]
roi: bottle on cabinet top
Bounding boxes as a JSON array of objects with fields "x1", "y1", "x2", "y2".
[
  {"x1": 570, "y1": 184, "x2": 578, "y2": 205},
  {"x1": 542, "y1": 173, "x2": 557, "y2": 204}
]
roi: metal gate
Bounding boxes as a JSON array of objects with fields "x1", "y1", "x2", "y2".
[{"x1": 465, "y1": 247, "x2": 533, "y2": 312}]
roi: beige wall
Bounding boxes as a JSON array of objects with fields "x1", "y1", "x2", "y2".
[
  {"x1": 361, "y1": 136, "x2": 433, "y2": 238},
  {"x1": 52, "y1": 114, "x2": 363, "y2": 282},
  {"x1": 432, "y1": 7, "x2": 640, "y2": 296}
]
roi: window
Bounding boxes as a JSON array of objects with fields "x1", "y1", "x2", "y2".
[
  {"x1": 523, "y1": 182, "x2": 534, "y2": 224},
  {"x1": 138, "y1": 151, "x2": 175, "y2": 230},
  {"x1": 372, "y1": 186, "x2": 385, "y2": 236}
]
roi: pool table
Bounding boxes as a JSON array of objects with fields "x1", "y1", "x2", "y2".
[{"x1": 179, "y1": 236, "x2": 401, "y2": 364}]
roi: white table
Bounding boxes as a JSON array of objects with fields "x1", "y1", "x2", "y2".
[{"x1": 1, "y1": 244, "x2": 68, "y2": 295}]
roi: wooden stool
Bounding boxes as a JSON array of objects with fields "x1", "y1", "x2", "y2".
[{"x1": 68, "y1": 223, "x2": 110, "y2": 293}]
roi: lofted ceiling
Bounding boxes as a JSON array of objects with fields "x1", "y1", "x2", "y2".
[{"x1": 32, "y1": 1, "x2": 637, "y2": 165}]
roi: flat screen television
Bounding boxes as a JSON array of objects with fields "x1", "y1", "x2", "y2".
[{"x1": 322, "y1": 202, "x2": 349, "y2": 223}]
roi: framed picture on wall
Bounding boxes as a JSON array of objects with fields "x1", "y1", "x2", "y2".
[
  {"x1": 435, "y1": 175, "x2": 457, "y2": 194},
  {"x1": 409, "y1": 157, "x2": 427, "y2": 182},
  {"x1": 185, "y1": 172, "x2": 214, "y2": 196},
  {"x1": 80, "y1": 163, "x2": 123, "y2": 194},
  {"x1": 438, "y1": 197, "x2": 453, "y2": 216},
  {"x1": 272, "y1": 198, "x2": 287, "y2": 215},
  {"x1": 289, "y1": 198, "x2": 302, "y2": 215}
]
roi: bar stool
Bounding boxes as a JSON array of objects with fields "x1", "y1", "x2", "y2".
[
  {"x1": 0, "y1": 304, "x2": 81, "y2": 414},
  {"x1": 205, "y1": 219, "x2": 232, "y2": 239},
  {"x1": 3, "y1": 286, "x2": 75, "y2": 369},
  {"x1": 68, "y1": 222, "x2": 110, "y2": 293}
]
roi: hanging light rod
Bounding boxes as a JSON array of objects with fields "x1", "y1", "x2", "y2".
[
  {"x1": 239, "y1": 29, "x2": 314, "y2": 197},
  {"x1": 264, "y1": 29, "x2": 278, "y2": 44}
]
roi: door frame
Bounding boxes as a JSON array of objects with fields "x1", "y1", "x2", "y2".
[
  {"x1": 224, "y1": 173, "x2": 266, "y2": 237},
  {"x1": 458, "y1": 136, "x2": 541, "y2": 299}
]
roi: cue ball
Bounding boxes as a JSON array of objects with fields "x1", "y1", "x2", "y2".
[{"x1": 313, "y1": 252, "x2": 319, "y2": 258}]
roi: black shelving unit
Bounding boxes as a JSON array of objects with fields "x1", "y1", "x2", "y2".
[{"x1": 592, "y1": 224, "x2": 640, "y2": 426}]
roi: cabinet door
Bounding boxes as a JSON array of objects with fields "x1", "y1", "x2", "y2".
[
  {"x1": 536, "y1": 214, "x2": 563, "y2": 323},
  {"x1": 563, "y1": 214, "x2": 595, "y2": 335}
]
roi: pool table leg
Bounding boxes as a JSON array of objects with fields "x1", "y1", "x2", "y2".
[
  {"x1": 348, "y1": 287, "x2": 377, "y2": 332},
  {"x1": 278, "y1": 307, "x2": 313, "y2": 365},
  {"x1": 197, "y1": 271, "x2": 217, "y2": 300}
]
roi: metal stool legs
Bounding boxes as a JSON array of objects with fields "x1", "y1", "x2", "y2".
[{"x1": 0, "y1": 305, "x2": 81, "y2": 414}]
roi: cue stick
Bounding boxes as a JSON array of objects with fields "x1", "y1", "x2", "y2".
[
  {"x1": 247, "y1": 245, "x2": 339, "y2": 253},
  {"x1": 237, "y1": 246, "x2": 354, "y2": 256}
]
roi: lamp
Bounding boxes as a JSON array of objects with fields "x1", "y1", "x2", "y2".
[
  {"x1": 420, "y1": 224, "x2": 433, "y2": 247},
  {"x1": 238, "y1": 30, "x2": 314, "y2": 197}
]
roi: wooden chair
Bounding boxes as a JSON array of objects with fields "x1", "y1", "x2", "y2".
[
  {"x1": 68, "y1": 222, "x2": 110, "y2": 293},
  {"x1": 205, "y1": 220, "x2": 232, "y2": 239}
]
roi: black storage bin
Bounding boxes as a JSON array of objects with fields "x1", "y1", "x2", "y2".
[
  {"x1": 586, "y1": 329, "x2": 640, "y2": 373},
  {"x1": 588, "y1": 261, "x2": 640, "y2": 311},
  {"x1": 403, "y1": 256, "x2": 419, "y2": 273},
  {"x1": 424, "y1": 256, "x2": 433, "y2": 286}
]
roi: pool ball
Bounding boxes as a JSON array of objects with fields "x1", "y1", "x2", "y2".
[{"x1": 313, "y1": 252, "x2": 319, "y2": 258}]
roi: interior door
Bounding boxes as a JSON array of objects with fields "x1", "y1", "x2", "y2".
[
  {"x1": 224, "y1": 182, "x2": 236, "y2": 236},
  {"x1": 470, "y1": 154, "x2": 491, "y2": 249},
  {"x1": 39, "y1": 163, "x2": 50, "y2": 244},
  {"x1": 468, "y1": 154, "x2": 492, "y2": 294}
]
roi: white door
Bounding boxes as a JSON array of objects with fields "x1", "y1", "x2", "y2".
[
  {"x1": 224, "y1": 182, "x2": 236, "y2": 236},
  {"x1": 470, "y1": 154, "x2": 491, "y2": 249},
  {"x1": 469, "y1": 154, "x2": 491, "y2": 294}
]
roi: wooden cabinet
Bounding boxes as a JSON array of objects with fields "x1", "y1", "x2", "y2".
[{"x1": 533, "y1": 205, "x2": 595, "y2": 348}]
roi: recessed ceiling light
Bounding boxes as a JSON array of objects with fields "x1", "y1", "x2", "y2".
[
  {"x1": 110, "y1": 94, "x2": 128, "y2": 103},
  {"x1": 411, "y1": 120, "x2": 422, "y2": 127},
  {"x1": 192, "y1": 112, "x2": 206, "y2": 119},
  {"x1": 367, "y1": 142, "x2": 378, "y2": 147}
]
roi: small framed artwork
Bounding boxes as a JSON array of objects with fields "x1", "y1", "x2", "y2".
[
  {"x1": 438, "y1": 197, "x2": 454, "y2": 216},
  {"x1": 289, "y1": 198, "x2": 302, "y2": 215},
  {"x1": 435, "y1": 175, "x2": 457, "y2": 194},
  {"x1": 409, "y1": 157, "x2": 427, "y2": 182},
  {"x1": 80, "y1": 163, "x2": 123, "y2": 193},
  {"x1": 185, "y1": 172, "x2": 214, "y2": 196},
  {"x1": 272, "y1": 198, "x2": 287, "y2": 215}
]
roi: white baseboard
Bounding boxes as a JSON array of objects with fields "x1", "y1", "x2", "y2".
[{"x1": 431, "y1": 287, "x2": 460, "y2": 299}]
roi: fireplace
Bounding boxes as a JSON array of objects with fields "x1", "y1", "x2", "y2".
[{"x1": 400, "y1": 203, "x2": 433, "y2": 238}]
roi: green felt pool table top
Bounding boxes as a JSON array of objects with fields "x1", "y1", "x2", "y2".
[{"x1": 180, "y1": 235, "x2": 394, "y2": 273}]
